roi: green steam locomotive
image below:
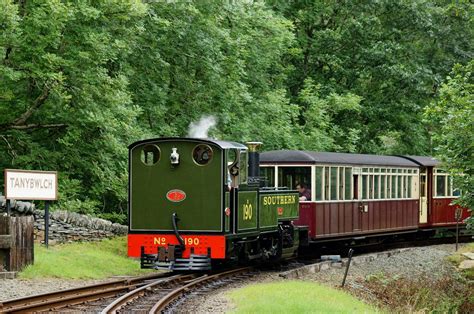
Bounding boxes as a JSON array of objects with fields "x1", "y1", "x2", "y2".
[{"x1": 127, "y1": 138, "x2": 307, "y2": 270}]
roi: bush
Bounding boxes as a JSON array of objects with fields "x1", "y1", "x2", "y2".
[
  {"x1": 97, "y1": 212, "x2": 127, "y2": 225},
  {"x1": 361, "y1": 273, "x2": 473, "y2": 313}
]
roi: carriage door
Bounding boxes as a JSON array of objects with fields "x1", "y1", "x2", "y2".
[{"x1": 419, "y1": 170, "x2": 428, "y2": 224}]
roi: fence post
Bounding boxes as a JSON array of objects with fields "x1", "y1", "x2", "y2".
[{"x1": 341, "y1": 248, "x2": 354, "y2": 287}]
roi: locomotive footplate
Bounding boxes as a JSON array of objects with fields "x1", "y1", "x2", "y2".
[{"x1": 140, "y1": 246, "x2": 211, "y2": 271}]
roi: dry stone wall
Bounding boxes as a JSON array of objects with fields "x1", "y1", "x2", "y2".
[{"x1": 33, "y1": 210, "x2": 127, "y2": 245}]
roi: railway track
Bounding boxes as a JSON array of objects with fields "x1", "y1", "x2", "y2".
[
  {"x1": 0, "y1": 267, "x2": 255, "y2": 313},
  {"x1": 100, "y1": 267, "x2": 254, "y2": 313},
  {"x1": 0, "y1": 272, "x2": 171, "y2": 313},
  {"x1": 2, "y1": 238, "x2": 468, "y2": 313}
]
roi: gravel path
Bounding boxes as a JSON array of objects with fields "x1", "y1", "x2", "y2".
[
  {"x1": 180, "y1": 243, "x2": 470, "y2": 313},
  {"x1": 308, "y1": 243, "x2": 458, "y2": 287},
  {"x1": 0, "y1": 277, "x2": 108, "y2": 301}
]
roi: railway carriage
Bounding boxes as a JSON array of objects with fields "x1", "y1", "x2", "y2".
[
  {"x1": 404, "y1": 156, "x2": 469, "y2": 228},
  {"x1": 259, "y1": 151, "x2": 470, "y2": 245}
]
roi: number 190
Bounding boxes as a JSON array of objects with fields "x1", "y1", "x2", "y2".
[{"x1": 184, "y1": 237, "x2": 200, "y2": 245}]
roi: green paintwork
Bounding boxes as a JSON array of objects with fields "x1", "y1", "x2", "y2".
[
  {"x1": 259, "y1": 191, "x2": 299, "y2": 229},
  {"x1": 237, "y1": 191, "x2": 258, "y2": 231},
  {"x1": 130, "y1": 139, "x2": 223, "y2": 231}
]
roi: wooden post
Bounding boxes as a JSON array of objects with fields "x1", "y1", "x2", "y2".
[
  {"x1": 0, "y1": 216, "x2": 34, "y2": 271},
  {"x1": 341, "y1": 248, "x2": 354, "y2": 287}
]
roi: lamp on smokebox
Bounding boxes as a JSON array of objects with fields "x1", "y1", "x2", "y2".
[{"x1": 170, "y1": 147, "x2": 180, "y2": 166}]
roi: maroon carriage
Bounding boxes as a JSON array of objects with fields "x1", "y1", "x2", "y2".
[{"x1": 259, "y1": 151, "x2": 469, "y2": 243}]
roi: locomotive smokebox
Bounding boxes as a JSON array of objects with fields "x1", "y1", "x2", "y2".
[{"x1": 246, "y1": 141, "x2": 262, "y2": 185}]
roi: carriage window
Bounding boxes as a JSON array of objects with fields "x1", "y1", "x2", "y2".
[
  {"x1": 325, "y1": 167, "x2": 330, "y2": 200},
  {"x1": 362, "y1": 175, "x2": 368, "y2": 199},
  {"x1": 380, "y1": 175, "x2": 386, "y2": 199},
  {"x1": 391, "y1": 176, "x2": 397, "y2": 198},
  {"x1": 344, "y1": 168, "x2": 352, "y2": 199},
  {"x1": 369, "y1": 175, "x2": 374, "y2": 199},
  {"x1": 436, "y1": 175, "x2": 446, "y2": 197},
  {"x1": 315, "y1": 167, "x2": 323, "y2": 201},
  {"x1": 447, "y1": 176, "x2": 452, "y2": 196},
  {"x1": 374, "y1": 175, "x2": 380, "y2": 199},
  {"x1": 330, "y1": 167, "x2": 338, "y2": 200},
  {"x1": 386, "y1": 175, "x2": 391, "y2": 198},
  {"x1": 339, "y1": 167, "x2": 344, "y2": 200},
  {"x1": 407, "y1": 176, "x2": 412, "y2": 198},
  {"x1": 277, "y1": 166, "x2": 311, "y2": 192},
  {"x1": 402, "y1": 176, "x2": 407, "y2": 198},
  {"x1": 397, "y1": 175, "x2": 403, "y2": 198},
  {"x1": 260, "y1": 167, "x2": 275, "y2": 187},
  {"x1": 140, "y1": 145, "x2": 160, "y2": 166}
]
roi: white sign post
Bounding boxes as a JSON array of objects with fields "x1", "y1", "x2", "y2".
[{"x1": 4, "y1": 169, "x2": 58, "y2": 247}]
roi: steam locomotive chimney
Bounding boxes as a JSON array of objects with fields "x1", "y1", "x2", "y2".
[{"x1": 246, "y1": 141, "x2": 262, "y2": 185}]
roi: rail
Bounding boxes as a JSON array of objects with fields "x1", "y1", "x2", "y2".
[
  {"x1": 149, "y1": 267, "x2": 253, "y2": 313},
  {"x1": 0, "y1": 272, "x2": 170, "y2": 313},
  {"x1": 101, "y1": 274, "x2": 196, "y2": 314}
]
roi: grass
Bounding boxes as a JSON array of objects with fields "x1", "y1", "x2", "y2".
[
  {"x1": 227, "y1": 281, "x2": 379, "y2": 313},
  {"x1": 20, "y1": 237, "x2": 153, "y2": 279},
  {"x1": 446, "y1": 242, "x2": 474, "y2": 279}
]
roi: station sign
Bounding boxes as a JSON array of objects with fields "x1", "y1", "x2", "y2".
[{"x1": 4, "y1": 169, "x2": 58, "y2": 200}]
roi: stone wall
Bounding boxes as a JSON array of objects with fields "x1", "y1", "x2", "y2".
[{"x1": 33, "y1": 210, "x2": 128, "y2": 245}]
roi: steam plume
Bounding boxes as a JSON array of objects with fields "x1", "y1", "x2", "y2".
[{"x1": 188, "y1": 115, "x2": 217, "y2": 138}]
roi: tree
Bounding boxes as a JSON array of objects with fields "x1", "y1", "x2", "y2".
[
  {"x1": 425, "y1": 61, "x2": 474, "y2": 228},
  {"x1": 128, "y1": 2, "x2": 300, "y2": 150},
  {"x1": 269, "y1": 0, "x2": 474, "y2": 154},
  {"x1": 0, "y1": 1, "x2": 147, "y2": 220}
]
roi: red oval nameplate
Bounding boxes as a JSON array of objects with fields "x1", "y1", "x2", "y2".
[{"x1": 167, "y1": 189, "x2": 186, "y2": 202}]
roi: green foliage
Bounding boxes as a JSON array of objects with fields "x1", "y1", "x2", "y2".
[
  {"x1": 0, "y1": 1, "x2": 472, "y2": 217},
  {"x1": 20, "y1": 237, "x2": 152, "y2": 279},
  {"x1": 227, "y1": 280, "x2": 377, "y2": 313},
  {"x1": 271, "y1": 0, "x2": 473, "y2": 154},
  {"x1": 97, "y1": 212, "x2": 127, "y2": 225},
  {"x1": 297, "y1": 78, "x2": 362, "y2": 152},
  {"x1": 425, "y1": 61, "x2": 474, "y2": 227},
  {"x1": 128, "y1": 2, "x2": 299, "y2": 150},
  {"x1": 0, "y1": 0, "x2": 147, "y2": 215}
]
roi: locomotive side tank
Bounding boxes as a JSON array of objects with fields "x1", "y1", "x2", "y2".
[{"x1": 128, "y1": 138, "x2": 303, "y2": 270}]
